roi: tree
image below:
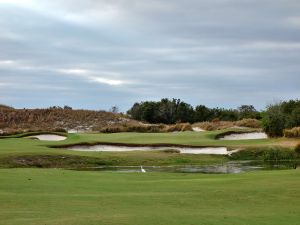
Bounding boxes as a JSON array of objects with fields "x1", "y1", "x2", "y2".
[
  {"x1": 127, "y1": 98, "x2": 194, "y2": 124},
  {"x1": 110, "y1": 106, "x2": 119, "y2": 114},
  {"x1": 286, "y1": 107, "x2": 300, "y2": 128},
  {"x1": 238, "y1": 105, "x2": 260, "y2": 119},
  {"x1": 64, "y1": 105, "x2": 72, "y2": 110},
  {"x1": 194, "y1": 105, "x2": 211, "y2": 122},
  {"x1": 127, "y1": 103, "x2": 142, "y2": 121},
  {"x1": 262, "y1": 103, "x2": 286, "y2": 137},
  {"x1": 140, "y1": 102, "x2": 159, "y2": 123},
  {"x1": 175, "y1": 101, "x2": 194, "y2": 123}
]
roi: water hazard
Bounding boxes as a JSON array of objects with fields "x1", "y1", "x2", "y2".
[{"x1": 75, "y1": 161, "x2": 298, "y2": 174}]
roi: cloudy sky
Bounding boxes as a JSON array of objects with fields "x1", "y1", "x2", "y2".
[{"x1": 0, "y1": 0, "x2": 299, "y2": 111}]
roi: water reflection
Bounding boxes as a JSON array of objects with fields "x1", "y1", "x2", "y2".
[{"x1": 75, "y1": 161, "x2": 298, "y2": 174}]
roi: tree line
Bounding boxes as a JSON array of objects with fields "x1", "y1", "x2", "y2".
[{"x1": 127, "y1": 98, "x2": 261, "y2": 124}]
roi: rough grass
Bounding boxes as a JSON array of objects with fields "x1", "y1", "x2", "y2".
[
  {"x1": 193, "y1": 119, "x2": 261, "y2": 131},
  {"x1": 229, "y1": 146, "x2": 299, "y2": 161},
  {"x1": 284, "y1": 127, "x2": 300, "y2": 138},
  {"x1": 100, "y1": 123, "x2": 193, "y2": 133},
  {"x1": 0, "y1": 168, "x2": 299, "y2": 225}
]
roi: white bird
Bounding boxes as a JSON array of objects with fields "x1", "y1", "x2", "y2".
[{"x1": 141, "y1": 166, "x2": 146, "y2": 173}]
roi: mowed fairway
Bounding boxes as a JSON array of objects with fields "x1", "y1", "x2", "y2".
[{"x1": 0, "y1": 169, "x2": 299, "y2": 225}]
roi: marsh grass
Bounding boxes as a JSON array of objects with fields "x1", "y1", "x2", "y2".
[{"x1": 230, "y1": 147, "x2": 299, "y2": 161}]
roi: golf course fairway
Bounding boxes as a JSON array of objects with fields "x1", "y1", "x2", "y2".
[{"x1": 0, "y1": 168, "x2": 299, "y2": 225}]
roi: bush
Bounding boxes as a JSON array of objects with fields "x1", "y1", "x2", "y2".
[{"x1": 284, "y1": 127, "x2": 300, "y2": 138}]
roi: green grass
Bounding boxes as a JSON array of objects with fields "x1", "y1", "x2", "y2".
[
  {"x1": 0, "y1": 168, "x2": 299, "y2": 225},
  {"x1": 1, "y1": 132, "x2": 299, "y2": 224},
  {"x1": 66, "y1": 130, "x2": 280, "y2": 147},
  {"x1": 0, "y1": 130, "x2": 297, "y2": 167}
]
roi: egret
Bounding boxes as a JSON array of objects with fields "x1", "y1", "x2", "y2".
[{"x1": 141, "y1": 166, "x2": 146, "y2": 173}]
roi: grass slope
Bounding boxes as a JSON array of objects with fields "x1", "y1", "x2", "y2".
[
  {"x1": 0, "y1": 169, "x2": 299, "y2": 225},
  {"x1": 0, "y1": 130, "x2": 298, "y2": 167}
]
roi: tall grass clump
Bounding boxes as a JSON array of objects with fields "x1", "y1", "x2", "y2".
[
  {"x1": 284, "y1": 127, "x2": 300, "y2": 138},
  {"x1": 229, "y1": 147, "x2": 298, "y2": 161},
  {"x1": 164, "y1": 123, "x2": 193, "y2": 132},
  {"x1": 262, "y1": 148, "x2": 297, "y2": 161},
  {"x1": 193, "y1": 119, "x2": 261, "y2": 131},
  {"x1": 235, "y1": 119, "x2": 261, "y2": 128}
]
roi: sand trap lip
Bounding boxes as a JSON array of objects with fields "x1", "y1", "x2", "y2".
[
  {"x1": 65, "y1": 144, "x2": 228, "y2": 155},
  {"x1": 219, "y1": 132, "x2": 268, "y2": 140},
  {"x1": 192, "y1": 127, "x2": 205, "y2": 132},
  {"x1": 28, "y1": 134, "x2": 67, "y2": 141}
]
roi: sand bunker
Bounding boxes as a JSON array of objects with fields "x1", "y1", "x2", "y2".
[
  {"x1": 29, "y1": 134, "x2": 67, "y2": 141},
  {"x1": 66, "y1": 145, "x2": 228, "y2": 155},
  {"x1": 192, "y1": 127, "x2": 205, "y2": 132},
  {"x1": 219, "y1": 132, "x2": 267, "y2": 140}
]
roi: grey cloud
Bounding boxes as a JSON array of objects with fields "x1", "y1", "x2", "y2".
[{"x1": 0, "y1": 0, "x2": 299, "y2": 111}]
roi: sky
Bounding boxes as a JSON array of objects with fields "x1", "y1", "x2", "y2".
[{"x1": 0, "y1": 0, "x2": 299, "y2": 111}]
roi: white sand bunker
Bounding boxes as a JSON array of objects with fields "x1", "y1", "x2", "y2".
[
  {"x1": 220, "y1": 132, "x2": 268, "y2": 140},
  {"x1": 192, "y1": 127, "x2": 205, "y2": 132},
  {"x1": 29, "y1": 134, "x2": 67, "y2": 141},
  {"x1": 66, "y1": 145, "x2": 228, "y2": 155}
]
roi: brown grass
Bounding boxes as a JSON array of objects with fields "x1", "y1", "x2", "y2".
[
  {"x1": 99, "y1": 123, "x2": 193, "y2": 133},
  {"x1": 193, "y1": 119, "x2": 261, "y2": 131},
  {"x1": 100, "y1": 123, "x2": 167, "y2": 133},
  {"x1": 284, "y1": 127, "x2": 300, "y2": 138},
  {"x1": 163, "y1": 123, "x2": 193, "y2": 132},
  {"x1": 0, "y1": 107, "x2": 137, "y2": 133},
  {"x1": 235, "y1": 119, "x2": 261, "y2": 128}
]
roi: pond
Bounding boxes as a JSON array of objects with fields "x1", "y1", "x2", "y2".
[{"x1": 75, "y1": 161, "x2": 298, "y2": 174}]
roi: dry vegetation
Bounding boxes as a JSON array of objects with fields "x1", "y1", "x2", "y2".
[
  {"x1": 0, "y1": 104, "x2": 261, "y2": 135},
  {"x1": 0, "y1": 106, "x2": 138, "y2": 134},
  {"x1": 99, "y1": 123, "x2": 193, "y2": 133},
  {"x1": 193, "y1": 118, "x2": 261, "y2": 131},
  {"x1": 284, "y1": 127, "x2": 300, "y2": 138}
]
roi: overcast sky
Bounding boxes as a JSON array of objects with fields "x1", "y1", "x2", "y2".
[{"x1": 0, "y1": 0, "x2": 299, "y2": 111}]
